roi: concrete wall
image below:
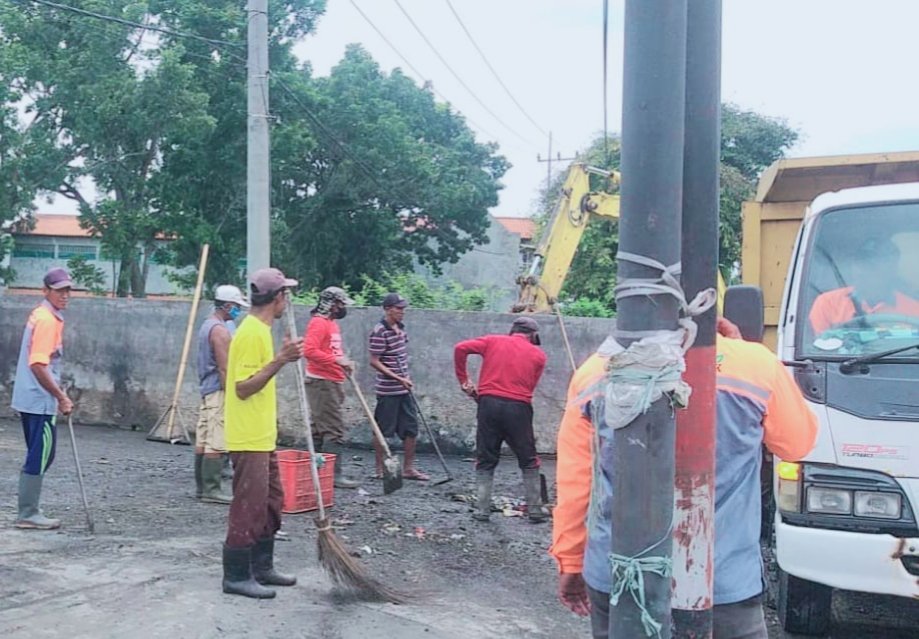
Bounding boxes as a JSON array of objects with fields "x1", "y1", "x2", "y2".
[
  {"x1": 415, "y1": 216, "x2": 522, "y2": 312},
  {"x1": 0, "y1": 295, "x2": 614, "y2": 454}
]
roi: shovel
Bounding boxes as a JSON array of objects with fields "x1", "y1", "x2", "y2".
[
  {"x1": 346, "y1": 374, "x2": 403, "y2": 495},
  {"x1": 406, "y1": 390, "x2": 453, "y2": 486}
]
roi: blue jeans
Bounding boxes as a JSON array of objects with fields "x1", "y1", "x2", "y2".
[{"x1": 20, "y1": 413, "x2": 57, "y2": 475}]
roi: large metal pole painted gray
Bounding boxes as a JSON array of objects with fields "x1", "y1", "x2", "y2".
[
  {"x1": 673, "y1": 1, "x2": 722, "y2": 637},
  {"x1": 247, "y1": 0, "x2": 270, "y2": 274},
  {"x1": 611, "y1": 1, "x2": 688, "y2": 637}
]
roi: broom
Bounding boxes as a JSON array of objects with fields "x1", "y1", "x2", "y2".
[{"x1": 283, "y1": 294, "x2": 409, "y2": 604}]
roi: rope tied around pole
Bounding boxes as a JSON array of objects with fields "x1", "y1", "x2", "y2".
[{"x1": 608, "y1": 528, "x2": 674, "y2": 639}]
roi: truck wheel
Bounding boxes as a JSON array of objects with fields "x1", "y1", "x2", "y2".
[{"x1": 777, "y1": 567, "x2": 832, "y2": 636}]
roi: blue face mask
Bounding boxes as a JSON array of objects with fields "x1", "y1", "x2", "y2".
[{"x1": 227, "y1": 305, "x2": 242, "y2": 321}]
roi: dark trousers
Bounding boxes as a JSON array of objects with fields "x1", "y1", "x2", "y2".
[
  {"x1": 21, "y1": 413, "x2": 56, "y2": 476},
  {"x1": 475, "y1": 395, "x2": 539, "y2": 472},
  {"x1": 587, "y1": 587, "x2": 767, "y2": 639},
  {"x1": 225, "y1": 451, "x2": 283, "y2": 548}
]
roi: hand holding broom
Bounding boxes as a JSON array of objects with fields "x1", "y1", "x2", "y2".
[{"x1": 283, "y1": 293, "x2": 408, "y2": 603}]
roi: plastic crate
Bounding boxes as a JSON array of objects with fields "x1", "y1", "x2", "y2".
[{"x1": 277, "y1": 449, "x2": 336, "y2": 514}]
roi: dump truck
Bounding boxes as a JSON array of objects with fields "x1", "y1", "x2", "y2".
[{"x1": 741, "y1": 151, "x2": 919, "y2": 635}]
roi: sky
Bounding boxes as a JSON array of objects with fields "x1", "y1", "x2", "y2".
[{"x1": 42, "y1": 0, "x2": 919, "y2": 218}]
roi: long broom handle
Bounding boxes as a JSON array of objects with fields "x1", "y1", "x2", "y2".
[
  {"x1": 66, "y1": 414, "x2": 94, "y2": 533},
  {"x1": 167, "y1": 243, "x2": 210, "y2": 439},
  {"x1": 283, "y1": 295, "x2": 327, "y2": 521},
  {"x1": 346, "y1": 374, "x2": 394, "y2": 459}
]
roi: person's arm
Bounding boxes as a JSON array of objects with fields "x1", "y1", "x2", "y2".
[
  {"x1": 303, "y1": 318, "x2": 338, "y2": 367},
  {"x1": 209, "y1": 323, "x2": 232, "y2": 390},
  {"x1": 27, "y1": 313, "x2": 72, "y2": 415},
  {"x1": 453, "y1": 337, "x2": 488, "y2": 385},
  {"x1": 762, "y1": 357, "x2": 819, "y2": 460},
  {"x1": 236, "y1": 337, "x2": 303, "y2": 400}
]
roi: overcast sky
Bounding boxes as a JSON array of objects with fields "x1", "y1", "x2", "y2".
[
  {"x1": 43, "y1": 1, "x2": 919, "y2": 219},
  {"x1": 295, "y1": 0, "x2": 919, "y2": 218}
]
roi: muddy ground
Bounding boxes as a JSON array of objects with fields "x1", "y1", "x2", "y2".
[{"x1": 1, "y1": 418, "x2": 917, "y2": 638}]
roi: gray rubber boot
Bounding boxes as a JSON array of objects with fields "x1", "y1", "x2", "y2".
[
  {"x1": 220, "y1": 453, "x2": 233, "y2": 481},
  {"x1": 14, "y1": 472, "x2": 61, "y2": 530},
  {"x1": 200, "y1": 457, "x2": 233, "y2": 504},
  {"x1": 325, "y1": 442, "x2": 361, "y2": 489},
  {"x1": 194, "y1": 453, "x2": 204, "y2": 499},
  {"x1": 252, "y1": 536, "x2": 297, "y2": 586},
  {"x1": 472, "y1": 470, "x2": 494, "y2": 522},
  {"x1": 222, "y1": 545, "x2": 276, "y2": 599},
  {"x1": 523, "y1": 468, "x2": 549, "y2": 524}
]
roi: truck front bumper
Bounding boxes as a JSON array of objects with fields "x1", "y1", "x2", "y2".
[{"x1": 775, "y1": 518, "x2": 919, "y2": 598}]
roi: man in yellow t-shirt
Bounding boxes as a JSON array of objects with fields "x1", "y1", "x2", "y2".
[{"x1": 221, "y1": 268, "x2": 302, "y2": 600}]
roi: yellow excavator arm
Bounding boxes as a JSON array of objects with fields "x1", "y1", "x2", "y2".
[{"x1": 513, "y1": 163, "x2": 725, "y2": 314}]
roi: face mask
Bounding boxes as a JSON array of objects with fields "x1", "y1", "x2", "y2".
[
  {"x1": 227, "y1": 305, "x2": 242, "y2": 321},
  {"x1": 332, "y1": 307, "x2": 347, "y2": 320}
]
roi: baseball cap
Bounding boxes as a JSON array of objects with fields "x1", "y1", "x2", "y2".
[
  {"x1": 382, "y1": 292, "x2": 409, "y2": 309},
  {"x1": 512, "y1": 316, "x2": 539, "y2": 333},
  {"x1": 320, "y1": 286, "x2": 355, "y2": 305},
  {"x1": 249, "y1": 268, "x2": 298, "y2": 296},
  {"x1": 215, "y1": 284, "x2": 250, "y2": 308},
  {"x1": 43, "y1": 267, "x2": 73, "y2": 290}
]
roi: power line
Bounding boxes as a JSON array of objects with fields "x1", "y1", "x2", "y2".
[
  {"x1": 11, "y1": 0, "x2": 244, "y2": 49},
  {"x1": 390, "y1": 0, "x2": 535, "y2": 147},
  {"x1": 443, "y1": 0, "x2": 549, "y2": 139}
]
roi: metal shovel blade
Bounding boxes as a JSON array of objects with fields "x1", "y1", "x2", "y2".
[{"x1": 382, "y1": 455, "x2": 403, "y2": 495}]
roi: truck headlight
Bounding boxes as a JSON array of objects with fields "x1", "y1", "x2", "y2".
[
  {"x1": 854, "y1": 491, "x2": 901, "y2": 519},
  {"x1": 806, "y1": 486, "x2": 852, "y2": 515}
]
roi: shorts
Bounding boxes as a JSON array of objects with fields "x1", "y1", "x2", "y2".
[
  {"x1": 305, "y1": 377, "x2": 347, "y2": 443},
  {"x1": 195, "y1": 391, "x2": 226, "y2": 454},
  {"x1": 373, "y1": 394, "x2": 418, "y2": 440}
]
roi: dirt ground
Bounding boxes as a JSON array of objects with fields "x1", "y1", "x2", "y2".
[{"x1": 1, "y1": 418, "x2": 918, "y2": 639}]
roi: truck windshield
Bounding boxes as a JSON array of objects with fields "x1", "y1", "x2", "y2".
[{"x1": 800, "y1": 201, "x2": 919, "y2": 359}]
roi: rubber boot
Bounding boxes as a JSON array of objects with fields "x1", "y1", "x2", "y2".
[
  {"x1": 194, "y1": 453, "x2": 204, "y2": 499},
  {"x1": 472, "y1": 469, "x2": 494, "y2": 522},
  {"x1": 523, "y1": 468, "x2": 549, "y2": 524},
  {"x1": 14, "y1": 472, "x2": 61, "y2": 530},
  {"x1": 200, "y1": 457, "x2": 233, "y2": 504},
  {"x1": 220, "y1": 453, "x2": 233, "y2": 481},
  {"x1": 252, "y1": 536, "x2": 297, "y2": 586},
  {"x1": 325, "y1": 442, "x2": 361, "y2": 489},
  {"x1": 222, "y1": 545, "x2": 276, "y2": 599}
]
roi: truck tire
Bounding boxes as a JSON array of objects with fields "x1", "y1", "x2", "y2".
[{"x1": 777, "y1": 567, "x2": 832, "y2": 636}]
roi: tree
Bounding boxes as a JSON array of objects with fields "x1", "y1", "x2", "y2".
[{"x1": 538, "y1": 104, "x2": 797, "y2": 314}]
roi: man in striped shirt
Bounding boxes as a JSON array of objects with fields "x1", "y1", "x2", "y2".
[{"x1": 368, "y1": 293, "x2": 429, "y2": 481}]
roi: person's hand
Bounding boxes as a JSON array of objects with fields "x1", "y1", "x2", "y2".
[
  {"x1": 278, "y1": 337, "x2": 304, "y2": 363},
  {"x1": 58, "y1": 396, "x2": 74, "y2": 416},
  {"x1": 558, "y1": 572, "x2": 591, "y2": 617},
  {"x1": 461, "y1": 381, "x2": 477, "y2": 398},
  {"x1": 717, "y1": 316, "x2": 742, "y2": 339},
  {"x1": 398, "y1": 376, "x2": 414, "y2": 390},
  {"x1": 336, "y1": 356, "x2": 354, "y2": 374}
]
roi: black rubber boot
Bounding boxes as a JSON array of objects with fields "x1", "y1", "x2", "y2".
[
  {"x1": 252, "y1": 537, "x2": 297, "y2": 586},
  {"x1": 523, "y1": 468, "x2": 549, "y2": 524},
  {"x1": 472, "y1": 469, "x2": 494, "y2": 522},
  {"x1": 194, "y1": 453, "x2": 204, "y2": 499},
  {"x1": 222, "y1": 545, "x2": 276, "y2": 599},
  {"x1": 325, "y1": 442, "x2": 361, "y2": 489}
]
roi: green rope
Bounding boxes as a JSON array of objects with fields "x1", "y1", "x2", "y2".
[{"x1": 608, "y1": 544, "x2": 673, "y2": 638}]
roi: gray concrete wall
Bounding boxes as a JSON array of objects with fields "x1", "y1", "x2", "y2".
[{"x1": 0, "y1": 295, "x2": 614, "y2": 454}]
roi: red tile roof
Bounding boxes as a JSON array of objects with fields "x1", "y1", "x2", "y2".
[
  {"x1": 16, "y1": 214, "x2": 91, "y2": 238},
  {"x1": 493, "y1": 216, "x2": 536, "y2": 240}
]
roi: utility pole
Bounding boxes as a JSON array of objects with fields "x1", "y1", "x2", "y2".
[
  {"x1": 611, "y1": 0, "x2": 687, "y2": 637},
  {"x1": 673, "y1": 1, "x2": 721, "y2": 637},
  {"x1": 247, "y1": 0, "x2": 270, "y2": 275},
  {"x1": 537, "y1": 132, "x2": 577, "y2": 195}
]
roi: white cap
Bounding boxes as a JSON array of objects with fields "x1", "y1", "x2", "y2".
[{"x1": 215, "y1": 284, "x2": 250, "y2": 308}]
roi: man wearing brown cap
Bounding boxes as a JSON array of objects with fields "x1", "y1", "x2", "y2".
[
  {"x1": 221, "y1": 268, "x2": 302, "y2": 599},
  {"x1": 303, "y1": 286, "x2": 360, "y2": 489},
  {"x1": 454, "y1": 316, "x2": 548, "y2": 523},
  {"x1": 10, "y1": 267, "x2": 74, "y2": 529}
]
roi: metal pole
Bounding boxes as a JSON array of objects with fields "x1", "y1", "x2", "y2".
[
  {"x1": 611, "y1": 1, "x2": 687, "y2": 637},
  {"x1": 673, "y1": 1, "x2": 721, "y2": 637},
  {"x1": 247, "y1": 0, "x2": 270, "y2": 275}
]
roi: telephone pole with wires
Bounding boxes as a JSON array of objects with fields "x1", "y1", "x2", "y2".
[
  {"x1": 537, "y1": 132, "x2": 577, "y2": 194},
  {"x1": 247, "y1": 0, "x2": 270, "y2": 275}
]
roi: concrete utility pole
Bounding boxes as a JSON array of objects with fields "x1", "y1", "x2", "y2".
[
  {"x1": 247, "y1": 0, "x2": 270, "y2": 275},
  {"x1": 611, "y1": 1, "x2": 687, "y2": 637},
  {"x1": 673, "y1": 1, "x2": 722, "y2": 637}
]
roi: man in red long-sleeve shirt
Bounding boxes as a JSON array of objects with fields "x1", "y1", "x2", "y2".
[
  {"x1": 454, "y1": 316, "x2": 548, "y2": 523},
  {"x1": 303, "y1": 286, "x2": 360, "y2": 489}
]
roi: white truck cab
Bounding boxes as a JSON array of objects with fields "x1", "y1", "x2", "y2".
[{"x1": 771, "y1": 183, "x2": 919, "y2": 635}]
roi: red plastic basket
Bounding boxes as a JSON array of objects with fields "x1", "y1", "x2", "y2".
[{"x1": 277, "y1": 449, "x2": 336, "y2": 514}]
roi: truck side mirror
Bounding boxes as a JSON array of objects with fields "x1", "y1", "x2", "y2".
[{"x1": 724, "y1": 285, "x2": 765, "y2": 343}]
